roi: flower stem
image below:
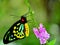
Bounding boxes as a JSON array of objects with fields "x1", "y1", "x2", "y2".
[
  {"x1": 41, "y1": 44, "x2": 46, "y2": 45},
  {"x1": 41, "y1": 44, "x2": 44, "y2": 45}
]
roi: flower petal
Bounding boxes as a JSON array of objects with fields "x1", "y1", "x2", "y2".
[
  {"x1": 40, "y1": 38, "x2": 46, "y2": 44},
  {"x1": 40, "y1": 23, "x2": 43, "y2": 28},
  {"x1": 39, "y1": 24, "x2": 45, "y2": 32},
  {"x1": 33, "y1": 28, "x2": 39, "y2": 38}
]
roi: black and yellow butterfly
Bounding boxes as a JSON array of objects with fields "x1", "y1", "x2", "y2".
[{"x1": 3, "y1": 14, "x2": 29, "y2": 44}]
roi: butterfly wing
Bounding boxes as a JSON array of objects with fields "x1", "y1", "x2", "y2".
[{"x1": 3, "y1": 20, "x2": 26, "y2": 44}]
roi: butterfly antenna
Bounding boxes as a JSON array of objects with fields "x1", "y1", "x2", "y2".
[
  {"x1": 10, "y1": 12, "x2": 29, "y2": 18},
  {"x1": 10, "y1": 15, "x2": 20, "y2": 18}
]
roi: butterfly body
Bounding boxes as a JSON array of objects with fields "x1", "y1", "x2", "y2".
[{"x1": 3, "y1": 16, "x2": 29, "y2": 44}]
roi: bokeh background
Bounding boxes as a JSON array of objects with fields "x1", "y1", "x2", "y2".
[{"x1": 0, "y1": 0, "x2": 60, "y2": 45}]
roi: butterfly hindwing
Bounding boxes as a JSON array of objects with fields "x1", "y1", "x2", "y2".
[{"x1": 3, "y1": 20, "x2": 26, "y2": 44}]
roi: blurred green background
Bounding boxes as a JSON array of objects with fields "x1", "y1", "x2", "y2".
[{"x1": 0, "y1": 0, "x2": 60, "y2": 45}]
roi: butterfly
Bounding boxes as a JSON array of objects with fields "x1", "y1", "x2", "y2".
[{"x1": 3, "y1": 14, "x2": 29, "y2": 44}]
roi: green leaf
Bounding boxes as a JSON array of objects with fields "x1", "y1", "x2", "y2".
[{"x1": 48, "y1": 39, "x2": 56, "y2": 45}]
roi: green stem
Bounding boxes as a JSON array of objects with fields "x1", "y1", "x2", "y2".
[{"x1": 24, "y1": 0, "x2": 38, "y2": 27}]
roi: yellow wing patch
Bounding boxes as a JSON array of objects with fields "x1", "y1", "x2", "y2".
[
  {"x1": 13, "y1": 30, "x2": 16, "y2": 33},
  {"x1": 14, "y1": 26, "x2": 16, "y2": 29},
  {"x1": 14, "y1": 33, "x2": 24, "y2": 38},
  {"x1": 17, "y1": 23, "x2": 20, "y2": 26},
  {"x1": 13, "y1": 25, "x2": 24, "y2": 39},
  {"x1": 25, "y1": 23, "x2": 29, "y2": 37}
]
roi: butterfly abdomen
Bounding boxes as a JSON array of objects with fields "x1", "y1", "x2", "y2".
[{"x1": 25, "y1": 23, "x2": 29, "y2": 37}]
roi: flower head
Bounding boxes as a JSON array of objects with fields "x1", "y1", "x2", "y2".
[{"x1": 33, "y1": 23, "x2": 50, "y2": 44}]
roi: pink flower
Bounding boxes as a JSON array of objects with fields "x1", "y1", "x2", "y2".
[{"x1": 33, "y1": 23, "x2": 50, "y2": 44}]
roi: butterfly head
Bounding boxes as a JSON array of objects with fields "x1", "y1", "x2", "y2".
[{"x1": 21, "y1": 16, "x2": 27, "y2": 24}]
